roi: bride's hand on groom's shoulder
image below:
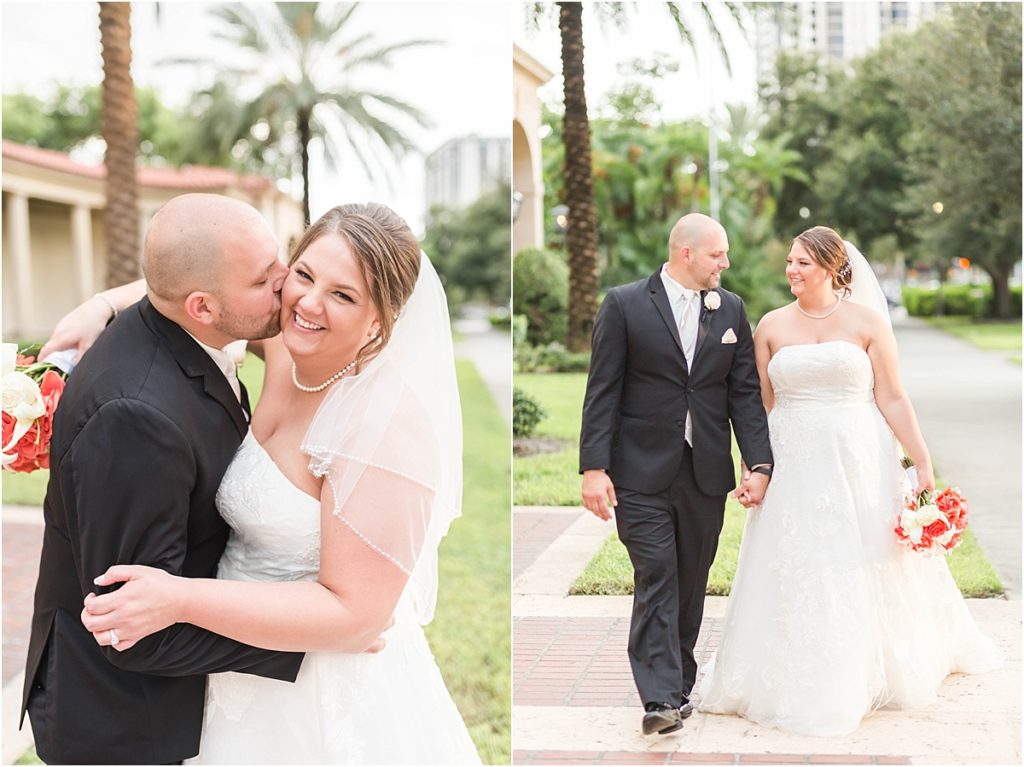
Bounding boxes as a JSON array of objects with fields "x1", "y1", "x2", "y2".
[
  {"x1": 81, "y1": 565, "x2": 182, "y2": 651},
  {"x1": 39, "y1": 295, "x2": 114, "y2": 363}
]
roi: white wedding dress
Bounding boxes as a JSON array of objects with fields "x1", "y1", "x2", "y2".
[
  {"x1": 698, "y1": 340, "x2": 1002, "y2": 736},
  {"x1": 188, "y1": 432, "x2": 481, "y2": 764}
]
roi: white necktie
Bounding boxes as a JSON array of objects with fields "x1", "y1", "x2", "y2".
[
  {"x1": 678, "y1": 291, "x2": 699, "y2": 447},
  {"x1": 223, "y1": 358, "x2": 241, "y2": 402},
  {"x1": 679, "y1": 291, "x2": 699, "y2": 367}
]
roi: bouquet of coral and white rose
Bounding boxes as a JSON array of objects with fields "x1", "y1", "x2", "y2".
[
  {"x1": 894, "y1": 456, "x2": 969, "y2": 555},
  {"x1": 2, "y1": 343, "x2": 74, "y2": 473}
]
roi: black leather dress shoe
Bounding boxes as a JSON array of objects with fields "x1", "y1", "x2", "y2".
[
  {"x1": 679, "y1": 701, "x2": 694, "y2": 720},
  {"x1": 641, "y1": 703, "x2": 682, "y2": 735}
]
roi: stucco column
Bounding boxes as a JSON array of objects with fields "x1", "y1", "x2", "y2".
[
  {"x1": 9, "y1": 192, "x2": 33, "y2": 335},
  {"x1": 71, "y1": 204, "x2": 95, "y2": 302}
]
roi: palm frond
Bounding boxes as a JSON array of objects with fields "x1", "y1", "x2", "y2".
[
  {"x1": 337, "y1": 38, "x2": 443, "y2": 71},
  {"x1": 697, "y1": 2, "x2": 734, "y2": 78}
]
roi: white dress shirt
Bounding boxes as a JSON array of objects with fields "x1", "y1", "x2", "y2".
[
  {"x1": 185, "y1": 332, "x2": 242, "y2": 404},
  {"x1": 660, "y1": 264, "x2": 699, "y2": 446}
]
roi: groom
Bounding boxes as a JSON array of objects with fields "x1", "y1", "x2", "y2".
[
  {"x1": 579, "y1": 213, "x2": 773, "y2": 735},
  {"x1": 20, "y1": 195, "x2": 304, "y2": 765}
]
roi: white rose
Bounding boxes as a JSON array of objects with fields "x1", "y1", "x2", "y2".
[
  {"x1": 2, "y1": 371, "x2": 45, "y2": 421},
  {"x1": 225, "y1": 340, "x2": 248, "y2": 367},
  {"x1": 899, "y1": 503, "x2": 947, "y2": 547},
  {"x1": 1, "y1": 343, "x2": 17, "y2": 375},
  {"x1": 704, "y1": 291, "x2": 721, "y2": 311},
  {"x1": 1, "y1": 371, "x2": 46, "y2": 455}
]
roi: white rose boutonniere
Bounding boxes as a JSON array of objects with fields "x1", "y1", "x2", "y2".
[{"x1": 703, "y1": 291, "x2": 721, "y2": 312}]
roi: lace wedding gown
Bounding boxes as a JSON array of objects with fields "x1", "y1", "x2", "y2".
[
  {"x1": 189, "y1": 432, "x2": 481, "y2": 764},
  {"x1": 698, "y1": 340, "x2": 1001, "y2": 736}
]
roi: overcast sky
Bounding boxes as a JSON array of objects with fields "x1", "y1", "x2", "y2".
[
  {"x1": 513, "y1": 3, "x2": 758, "y2": 123},
  {"x1": 0, "y1": 2, "x2": 757, "y2": 229},
  {"x1": 1, "y1": 1, "x2": 511, "y2": 232}
]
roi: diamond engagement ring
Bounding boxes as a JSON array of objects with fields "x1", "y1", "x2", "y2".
[{"x1": 109, "y1": 628, "x2": 120, "y2": 646}]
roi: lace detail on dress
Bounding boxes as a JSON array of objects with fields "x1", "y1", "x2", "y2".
[
  {"x1": 192, "y1": 432, "x2": 481, "y2": 765},
  {"x1": 698, "y1": 341, "x2": 1002, "y2": 736}
]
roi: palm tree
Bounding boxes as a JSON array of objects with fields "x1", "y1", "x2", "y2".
[
  {"x1": 177, "y1": 3, "x2": 434, "y2": 225},
  {"x1": 557, "y1": 1, "x2": 601, "y2": 352},
  {"x1": 529, "y1": 2, "x2": 748, "y2": 352},
  {"x1": 99, "y1": 2, "x2": 140, "y2": 286}
]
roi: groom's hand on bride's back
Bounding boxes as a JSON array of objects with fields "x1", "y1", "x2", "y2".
[{"x1": 582, "y1": 470, "x2": 617, "y2": 521}]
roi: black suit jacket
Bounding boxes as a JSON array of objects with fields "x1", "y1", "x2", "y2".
[
  {"x1": 580, "y1": 271, "x2": 772, "y2": 496},
  {"x1": 21, "y1": 298, "x2": 303, "y2": 765}
]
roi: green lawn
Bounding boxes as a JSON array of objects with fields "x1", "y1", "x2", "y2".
[
  {"x1": 427, "y1": 360, "x2": 510, "y2": 764},
  {"x1": 924, "y1": 316, "x2": 1022, "y2": 362},
  {"x1": 518, "y1": 372, "x2": 1003, "y2": 599},
  {"x1": 573, "y1": 521, "x2": 1002, "y2": 599},
  {"x1": 514, "y1": 373, "x2": 586, "y2": 506},
  {"x1": 8, "y1": 354, "x2": 510, "y2": 764}
]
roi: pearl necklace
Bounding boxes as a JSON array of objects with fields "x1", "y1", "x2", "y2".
[
  {"x1": 795, "y1": 296, "x2": 842, "y2": 320},
  {"x1": 291, "y1": 360, "x2": 357, "y2": 393}
]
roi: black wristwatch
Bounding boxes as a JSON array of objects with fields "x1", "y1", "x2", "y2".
[{"x1": 750, "y1": 465, "x2": 773, "y2": 477}]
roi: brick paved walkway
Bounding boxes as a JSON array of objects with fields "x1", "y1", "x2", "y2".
[
  {"x1": 512, "y1": 506, "x2": 1021, "y2": 766},
  {"x1": 3, "y1": 512, "x2": 43, "y2": 686},
  {"x1": 514, "y1": 508, "x2": 580, "y2": 581}
]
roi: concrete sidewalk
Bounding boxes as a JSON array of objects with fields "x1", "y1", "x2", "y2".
[
  {"x1": 893, "y1": 316, "x2": 1021, "y2": 596},
  {"x1": 512, "y1": 506, "x2": 1022, "y2": 766}
]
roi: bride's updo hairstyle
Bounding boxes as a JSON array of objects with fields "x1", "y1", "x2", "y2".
[
  {"x1": 289, "y1": 203, "x2": 421, "y2": 366},
  {"x1": 794, "y1": 226, "x2": 853, "y2": 296}
]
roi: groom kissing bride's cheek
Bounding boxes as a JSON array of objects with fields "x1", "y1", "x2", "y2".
[
  {"x1": 22, "y1": 194, "x2": 480, "y2": 765},
  {"x1": 579, "y1": 215, "x2": 1000, "y2": 737}
]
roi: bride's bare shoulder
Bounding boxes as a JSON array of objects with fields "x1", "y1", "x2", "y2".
[{"x1": 755, "y1": 304, "x2": 792, "y2": 334}]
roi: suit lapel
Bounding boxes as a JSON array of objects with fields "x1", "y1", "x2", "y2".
[
  {"x1": 647, "y1": 272, "x2": 685, "y2": 357},
  {"x1": 140, "y1": 298, "x2": 250, "y2": 438},
  {"x1": 692, "y1": 290, "x2": 712, "y2": 367}
]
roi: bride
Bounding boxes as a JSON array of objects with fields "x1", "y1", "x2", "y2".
[
  {"x1": 697, "y1": 226, "x2": 1002, "y2": 736},
  {"x1": 70, "y1": 202, "x2": 480, "y2": 763}
]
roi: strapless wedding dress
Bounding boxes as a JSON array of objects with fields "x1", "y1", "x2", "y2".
[
  {"x1": 188, "y1": 432, "x2": 481, "y2": 764},
  {"x1": 698, "y1": 341, "x2": 1001, "y2": 736}
]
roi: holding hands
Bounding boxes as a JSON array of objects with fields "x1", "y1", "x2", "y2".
[{"x1": 734, "y1": 466, "x2": 770, "y2": 509}]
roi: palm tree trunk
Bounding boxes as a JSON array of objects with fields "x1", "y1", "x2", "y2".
[
  {"x1": 558, "y1": 1, "x2": 600, "y2": 353},
  {"x1": 99, "y1": 2, "x2": 140, "y2": 287},
  {"x1": 298, "y1": 108, "x2": 312, "y2": 226}
]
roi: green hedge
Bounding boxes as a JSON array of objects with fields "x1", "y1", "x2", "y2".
[
  {"x1": 512, "y1": 248, "x2": 568, "y2": 345},
  {"x1": 902, "y1": 284, "x2": 1023, "y2": 318},
  {"x1": 514, "y1": 342, "x2": 591, "y2": 374}
]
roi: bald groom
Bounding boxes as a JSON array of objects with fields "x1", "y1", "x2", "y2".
[
  {"x1": 22, "y1": 194, "x2": 302, "y2": 765},
  {"x1": 579, "y1": 213, "x2": 773, "y2": 736}
]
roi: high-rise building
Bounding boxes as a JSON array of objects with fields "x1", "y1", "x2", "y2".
[
  {"x1": 755, "y1": 2, "x2": 946, "y2": 83},
  {"x1": 424, "y1": 135, "x2": 510, "y2": 214}
]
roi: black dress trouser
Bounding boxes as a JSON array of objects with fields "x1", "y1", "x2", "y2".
[{"x1": 614, "y1": 444, "x2": 727, "y2": 706}]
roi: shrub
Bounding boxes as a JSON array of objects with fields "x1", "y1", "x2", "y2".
[
  {"x1": 488, "y1": 307, "x2": 511, "y2": 331},
  {"x1": 513, "y1": 248, "x2": 568, "y2": 345},
  {"x1": 513, "y1": 387, "x2": 547, "y2": 438},
  {"x1": 515, "y1": 342, "x2": 591, "y2": 373},
  {"x1": 902, "y1": 284, "x2": 1003, "y2": 318},
  {"x1": 511, "y1": 314, "x2": 528, "y2": 348}
]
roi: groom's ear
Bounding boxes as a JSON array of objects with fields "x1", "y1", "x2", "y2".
[{"x1": 183, "y1": 291, "x2": 217, "y2": 326}]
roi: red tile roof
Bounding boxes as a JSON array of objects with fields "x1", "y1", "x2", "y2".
[{"x1": 2, "y1": 140, "x2": 272, "y2": 192}]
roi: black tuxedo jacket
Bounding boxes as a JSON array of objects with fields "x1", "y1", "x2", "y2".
[
  {"x1": 21, "y1": 298, "x2": 303, "y2": 765},
  {"x1": 580, "y1": 270, "x2": 772, "y2": 497}
]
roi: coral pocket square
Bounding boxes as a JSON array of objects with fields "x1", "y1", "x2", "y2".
[{"x1": 721, "y1": 328, "x2": 738, "y2": 344}]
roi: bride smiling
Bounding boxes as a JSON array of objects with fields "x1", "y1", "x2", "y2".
[{"x1": 78, "y1": 202, "x2": 481, "y2": 764}]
